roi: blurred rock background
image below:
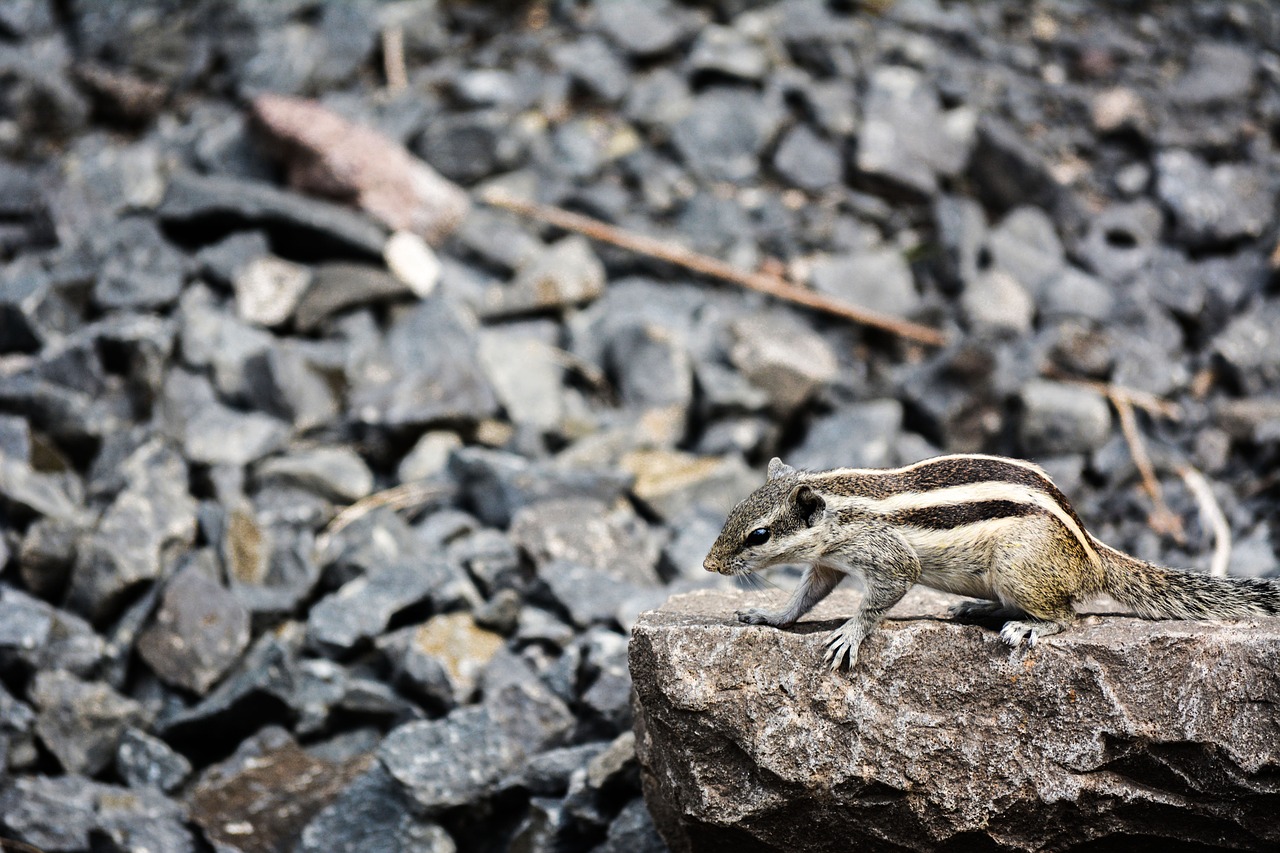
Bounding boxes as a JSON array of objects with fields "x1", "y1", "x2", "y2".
[{"x1": 0, "y1": 0, "x2": 1277, "y2": 850}]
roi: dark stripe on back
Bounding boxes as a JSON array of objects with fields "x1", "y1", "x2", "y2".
[
  {"x1": 887, "y1": 500, "x2": 1040, "y2": 530},
  {"x1": 820, "y1": 456, "x2": 1091, "y2": 538}
]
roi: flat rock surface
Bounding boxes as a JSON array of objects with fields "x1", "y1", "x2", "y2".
[{"x1": 631, "y1": 587, "x2": 1280, "y2": 852}]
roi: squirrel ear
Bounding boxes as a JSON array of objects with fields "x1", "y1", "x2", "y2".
[
  {"x1": 788, "y1": 484, "x2": 825, "y2": 527},
  {"x1": 767, "y1": 457, "x2": 796, "y2": 480}
]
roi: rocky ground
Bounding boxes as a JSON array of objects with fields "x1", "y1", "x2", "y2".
[{"x1": 0, "y1": 1, "x2": 1277, "y2": 851}]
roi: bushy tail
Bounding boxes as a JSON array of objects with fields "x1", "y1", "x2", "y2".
[{"x1": 1099, "y1": 544, "x2": 1280, "y2": 620}]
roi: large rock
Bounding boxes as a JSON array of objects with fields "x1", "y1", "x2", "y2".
[{"x1": 631, "y1": 588, "x2": 1280, "y2": 852}]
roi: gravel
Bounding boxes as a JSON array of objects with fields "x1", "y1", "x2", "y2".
[{"x1": 0, "y1": 2, "x2": 1277, "y2": 851}]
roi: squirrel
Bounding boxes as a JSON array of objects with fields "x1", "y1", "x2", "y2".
[{"x1": 703, "y1": 454, "x2": 1280, "y2": 671}]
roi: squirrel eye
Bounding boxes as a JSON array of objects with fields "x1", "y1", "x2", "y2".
[{"x1": 744, "y1": 527, "x2": 771, "y2": 547}]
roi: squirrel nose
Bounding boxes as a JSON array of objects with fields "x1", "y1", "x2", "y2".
[{"x1": 702, "y1": 556, "x2": 719, "y2": 574}]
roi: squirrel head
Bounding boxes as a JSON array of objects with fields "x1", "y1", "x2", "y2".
[{"x1": 702, "y1": 458, "x2": 829, "y2": 576}]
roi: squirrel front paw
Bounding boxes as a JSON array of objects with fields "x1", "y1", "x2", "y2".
[
  {"x1": 822, "y1": 622, "x2": 866, "y2": 671},
  {"x1": 736, "y1": 608, "x2": 787, "y2": 627}
]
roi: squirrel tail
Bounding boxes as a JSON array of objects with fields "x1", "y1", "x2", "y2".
[{"x1": 1098, "y1": 543, "x2": 1280, "y2": 620}]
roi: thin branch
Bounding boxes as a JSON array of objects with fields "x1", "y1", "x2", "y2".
[
  {"x1": 1043, "y1": 369, "x2": 1182, "y2": 421},
  {"x1": 480, "y1": 187, "x2": 950, "y2": 347},
  {"x1": 1178, "y1": 465, "x2": 1232, "y2": 578},
  {"x1": 1111, "y1": 393, "x2": 1184, "y2": 542},
  {"x1": 382, "y1": 26, "x2": 408, "y2": 92},
  {"x1": 316, "y1": 480, "x2": 450, "y2": 553}
]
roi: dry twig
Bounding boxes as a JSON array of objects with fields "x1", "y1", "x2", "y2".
[
  {"x1": 1178, "y1": 465, "x2": 1232, "y2": 578},
  {"x1": 382, "y1": 26, "x2": 408, "y2": 92},
  {"x1": 317, "y1": 481, "x2": 451, "y2": 553},
  {"x1": 1111, "y1": 393, "x2": 1184, "y2": 541},
  {"x1": 480, "y1": 188, "x2": 950, "y2": 347},
  {"x1": 1043, "y1": 369, "x2": 1183, "y2": 421}
]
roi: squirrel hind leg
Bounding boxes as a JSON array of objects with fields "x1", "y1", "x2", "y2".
[{"x1": 948, "y1": 600, "x2": 1023, "y2": 622}]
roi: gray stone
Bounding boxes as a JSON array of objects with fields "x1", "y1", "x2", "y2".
[
  {"x1": 606, "y1": 320, "x2": 694, "y2": 425},
  {"x1": 960, "y1": 268, "x2": 1034, "y2": 336},
  {"x1": 0, "y1": 587, "x2": 104, "y2": 677},
  {"x1": 511, "y1": 498, "x2": 662, "y2": 587},
  {"x1": 969, "y1": 118, "x2": 1078, "y2": 224},
  {"x1": 398, "y1": 431, "x2": 462, "y2": 483},
  {"x1": 69, "y1": 438, "x2": 198, "y2": 620},
  {"x1": 1218, "y1": 398, "x2": 1280, "y2": 445},
  {"x1": 448, "y1": 447, "x2": 633, "y2": 529},
  {"x1": 1213, "y1": 300, "x2": 1280, "y2": 397},
  {"x1": 445, "y1": 526, "x2": 523, "y2": 597},
  {"x1": 728, "y1": 312, "x2": 838, "y2": 416},
  {"x1": 31, "y1": 669, "x2": 148, "y2": 776},
  {"x1": 809, "y1": 248, "x2": 920, "y2": 318},
  {"x1": 932, "y1": 194, "x2": 988, "y2": 292},
  {"x1": 381, "y1": 681, "x2": 574, "y2": 812},
  {"x1": 624, "y1": 68, "x2": 693, "y2": 130},
  {"x1": 0, "y1": 774, "x2": 98, "y2": 851},
  {"x1": 176, "y1": 283, "x2": 275, "y2": 400},
  {"x1": 1077, "y1": 201, "x2": 1162, "y2": 283},
  {"x1": 672, "y1": 88, "x2": 783, "y2": 182},
  {"x1": 136, "y1": 562, "x2": 251, "y2": 695},
  {"x1": 622, "y1": 449, "x2": 760, "y2": 522},
  {"x1": 689, "y1": 23, "x2": 768, "y2": 81},
  {"x1": 0, "y1": 452, "x2": 81, "y2": 523},
  {"x1": 632, "y1": 588, "x2": 1280, "y2": 851},
  {"x1": 156, "y1": 623, "x2": 305, "y2": 745},
  {"x1": 772, "y1": 123, "x2": 843, "y2": 191},
  {"x1": 297, "y1": 765, "x2": 457, "y2": 853},
  {"x1": 1110, "y1": 309, "x2": 1190, "y2": 398},
  {"x1": 596, "y1": 0, "x2": 699, "y2": 57},
  {"x1": 579, "y1": 630, "x2": 633, "y2": 736},
  {"x1": 477, "y1": 328, "x2": 566, "y2": 432},
  {"x1": 0, "y1": 679, "x2": 37, "y2": 770},
  {"x1": 556, "y1": 35, "x2": 629, "y2": 102},
  {"x1": 160, "y1": 169, "x2": 389, "y2": 255},
  {"x1": 195, "y1": 230, "x2": 271, "y2": 287},
  {"x1": 234, "y1": 254, "x2": 312, "y2": 327},
  {"x1": 227, "y1": 514, "x2": 323, "y2": 620},
  {"x1": 501, "y1": 742, "x2": 610, "y2": 796},
  {"x1": 307, "y1": 562, "x2": 438, "y2": 653},
  {"x1": 115, "y1": 726, "x2": 192, "y2": 793},
  {"x1": 1037, "y1": 267, "x2": 1115, "y2": 323},
  {"x1": 294, "y1": 261, "x2": 414, "y2": 332},
  {"x1": 479, "y1": 236, "x2": 605, "y2": 319},
  {"x1": 541, "y1": 560, "x2": 649, "y2": 629},
  {"x1": 256, "y1": 447, "x2": 374, "y2": 503},
  {"x1": 1155, "y1": 149, "x2": 1274, "y2": 247},
  {"x1": 243, "y1": 339, "x2": 342, "y2": 432},
  {"x1": 790, "y1": 400, "x2": 905, "y2": 471},
  {"x1": 414, "y1": 110, "x2": 520, "y2": 185},
  {"x1": 597, "y1": 797, "x2": 665, "y2": 853},
  {"x1": 857, "y1": 66, "x2": 974, "y2": 196},
  {"x1": 0, "y1": 587, "x2": 53, "y2": 654},
  {"x1": 0, "y1": 262, "x2": 71, "y2": 353},
  {"x1": 1019, "y1": 379, "x2": 1111, "y2": 456},
  {"x1": 92, "y1": 217, "x2": 188, "y2": 310},
  {"x1": 348, "y1": 296, "x2": 498, "y2": 428},
  {"x1": 986, "y1": 206, "x2": 1064, "y2": 293},
  {"x1": 160, "y1": 369, "x2": 290, "y2": 467},
  {"x1": 1171, "y1": 42, "x2": 1256, "y2": 105},
  {"x1": 377, "y1": 612, "x2": 505, "y2": 709},
  {"x1": 452, "y1": 208, "x2": 543, "y2": 274}
]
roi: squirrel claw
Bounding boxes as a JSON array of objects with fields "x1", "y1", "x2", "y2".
[{"x1": 999, "y1": 620, "x2": 1041, "y2": 648}]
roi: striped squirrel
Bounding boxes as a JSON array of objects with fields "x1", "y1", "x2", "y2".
[{"x1": 703, "y1": 454, "x2": 1280, "y2": 671}]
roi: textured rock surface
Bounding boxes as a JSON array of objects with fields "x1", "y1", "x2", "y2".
[{"x1": 632, "y1": 588, "x2": 1280, "y2": 852}]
